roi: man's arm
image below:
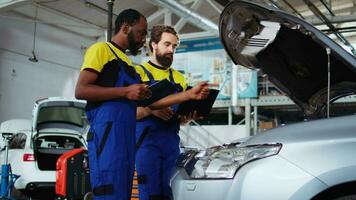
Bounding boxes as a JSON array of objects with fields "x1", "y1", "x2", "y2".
[
  {"x1": 179, "y1": 110, "x2": 203, "y2": 125},
  {"x1": 136, "y1": 107, "x2": 151, "y2": 120},
  {"x1": 136, "y1": 107, "x2": 173, "y2": 120},
  {"x1": 75, "y1": 69, "x2": 151, "y2": 101},
  {"x1": 148, "y1": 81, "x2": 210, "y2": 110}
]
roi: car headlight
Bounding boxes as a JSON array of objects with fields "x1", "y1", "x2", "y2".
[{"x1": 178, "y1": 143, "x2": 282, "y2": 179}]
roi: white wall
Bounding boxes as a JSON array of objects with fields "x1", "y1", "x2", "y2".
[{"x1": 0, "y1": 12, "x2": 96, "y2": 122}]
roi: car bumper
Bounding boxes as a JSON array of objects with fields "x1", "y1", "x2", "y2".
[
  {"x1": 15, "y1": 182, "x2": 56, "y2": 199},
  {"x1": 171, "y1": 155, "x2": 328, "y2": 200},
  {"x1": 25, "y1": 182, "x2": 55, "y2": 192},
  {"x1": 14, "y1": 165, "x2": 55, "y2": 190}
]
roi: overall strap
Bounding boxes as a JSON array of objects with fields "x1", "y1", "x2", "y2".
[
  {"x1": 168, "y1": 68, "x2": 184, "y2": 92},
  {"x1": 137, "y1": 64, "x2": 155, "y2": 84},
  {"x1": 106, "y1": 43, "x2": 120, "y2": 60},
  {"x1": 168, "y1": 68, "x2": 175, "y2": 83},
  {"x1": 106, "y1": 43, "x2": 138, "y2": 79}
]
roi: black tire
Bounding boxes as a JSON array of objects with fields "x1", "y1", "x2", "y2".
[
  {"x1": 312, "y1": 181, "x2": 356, "y2": 200},
  {"x1": 83, "y1": 192, "x2": 93, "y2": 200},
  {"x1": 11, "y1": 188, "x2": 29, "y2": 200},
  {"x1": 333, "y1": 195, "x2": 356, "y2": 200}
]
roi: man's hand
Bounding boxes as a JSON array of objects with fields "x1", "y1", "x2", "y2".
[
  {"x1": 179, "y1": 111, "x2": 203, "y2": 125},
  {"x1": 152, "y1": 107, "x2": 174, "y2": 121},
  {"x1": 187, "y1": 81, "x2": 210, "y2": 100},
  {"x1": 125, "y1": 84, "x2": 151, "y2": 100}
]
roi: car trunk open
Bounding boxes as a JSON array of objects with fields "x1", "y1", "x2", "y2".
[
  {"x1": 32, "y1": 98, "x2": 88, "y2": 170},
  {"x1": 35, "y1": 134, "x2": 85, "y2": 170}
]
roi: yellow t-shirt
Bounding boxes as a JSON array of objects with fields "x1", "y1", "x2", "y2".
[
  {"x1": 80, "y1": 42, "x2": 140, "y2": 91},
  {"x1": 81, "y1": 42, "x2": 132, "y2": 72},
  {"x1": 134, "y1": 61, "x2": 187, "y2": 92}
]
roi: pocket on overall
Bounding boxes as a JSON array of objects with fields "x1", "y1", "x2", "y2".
[
  {"x1": 89, "y1": 122, "x2": 120, "y2": 192},
  {"x1": 87, "y1": 126, "x2": 98, "y2": 178}
]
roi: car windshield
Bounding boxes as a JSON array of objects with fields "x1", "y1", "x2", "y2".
[{"x1": 37, "y1": 106, "x2": 87, "y2": 127}]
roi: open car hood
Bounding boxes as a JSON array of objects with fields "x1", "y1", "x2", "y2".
[
  {"x1": 32, "y1": 97, "x2": 88, "y2": 136},
  {"x1": 219, "y1": 1, "x2": 356, "y2": 117}
]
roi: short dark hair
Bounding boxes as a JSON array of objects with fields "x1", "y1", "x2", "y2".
[
  {"x1": 114, "y1": 9, "x2": 145, "y2": 34},
  {"x1": 149, "y1": 25, "x2": 179, "y2": 52}
]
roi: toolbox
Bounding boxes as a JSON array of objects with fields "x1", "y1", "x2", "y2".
[
  {"x1": 55, "y1": 148, "x2": 139, "y2": 200},
  {"x1": 56, "y1": 148, "x2": 91, "y2": 200}
]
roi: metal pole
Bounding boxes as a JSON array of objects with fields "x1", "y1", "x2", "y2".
[
  {"x1": 302, "y1": 0, "x2": 356, "y2": 55},
  {"x1": 326, "y1": 48, "x2": 331, "y2": 118},
  {"x1": 104, "y1": 30, "x2": 108, "y2": 43},
  {"x1": 107, "y1": 0, "x2": 115, "y2": 42},
  {"x1": 279, "y1": 0, "x2": 305, "y2": 19},
  {"x1": 29, "y1": 5, "x2": 38, "y2": 63},
  {"x1": 320, "y1": 0, "x2": 335, "y2": 16},
  {"x1": 228, "y1": 107, "x2": 232, "y2": 125},
  {"x1": 164, "y1": 9, "x2": 172, "y2": 25},
  {"x1": 231, "y1": 65, "x2": 239, "y2": 107},
  {"x1": 0, "y1": 135, "x2": 11, "y2": 197},
  {"x1": 254, "y1": 105, "x2": 258, "y2": 135},
  {"x1": 4, "y1": 138, "x2": 9, "y2": 165},
  {"x1": 245, "y1": 98, "x2": 251, "y2": 136}
]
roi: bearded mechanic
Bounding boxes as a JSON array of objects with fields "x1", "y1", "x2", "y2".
[{"x1": 135, "y1": 25, "x2": 203, "y2": 200}]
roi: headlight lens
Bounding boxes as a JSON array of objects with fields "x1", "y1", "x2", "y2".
[{"x1": 184, "y1": 143, "x2": 282, "y2": 179}]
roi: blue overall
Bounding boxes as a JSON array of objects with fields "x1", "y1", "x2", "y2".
[
  {"x1": 86, "y1": 44, "x2": 141, "y2": 200},
  {"x1": 135, "y1": 66, "x2": 181, "y2": 200}
]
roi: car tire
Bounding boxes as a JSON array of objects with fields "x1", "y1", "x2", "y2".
[
  {"x1": 333, "y1": 195, "x2": 356, "y2": 200},
  {"x1": 11, "y1": 188, "x2": 29, "y2": 200},
  {"x1": 83, "y1": 192, "x2": 93, "y2": 200}
]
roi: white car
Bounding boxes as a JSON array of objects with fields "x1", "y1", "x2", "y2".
[
  {"x1": 171, "y1": 1, "x2": 356, "y2": 200},
  {"x1": 173, "y1": 115, "x2": 356, "y2": 200},
  {"x1": 0, "y1": 97, "x2": 88, "y2": 199}
]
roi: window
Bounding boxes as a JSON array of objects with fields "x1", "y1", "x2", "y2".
[{"x1": 8, "y1": 133, "x2": 27, "y2": 149}]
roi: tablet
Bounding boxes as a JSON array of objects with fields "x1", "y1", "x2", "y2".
[
  {"x1": 176, "y1": 89, "x2": 219, "y2": 117},
  {"x1": 137, "y1": 79, "x2": 177, "y2": 107}
]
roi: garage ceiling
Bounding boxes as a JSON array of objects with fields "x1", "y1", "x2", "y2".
[{"x1": 1, "y1": 0, "x2": 356, "y2": 45}]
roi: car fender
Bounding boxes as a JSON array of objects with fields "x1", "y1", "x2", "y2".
[{"x1": 225, "y1": 155, "x2": 328, "y2": 200}]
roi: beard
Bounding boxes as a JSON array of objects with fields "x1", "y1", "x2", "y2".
[
  {"x1": 156, "y1": 52, "x2": 173, "y2": 68},
  {"x1": 127, "y1": 31, "x2": 140, "y2": 56}
]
